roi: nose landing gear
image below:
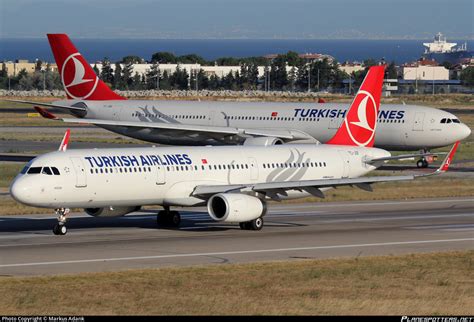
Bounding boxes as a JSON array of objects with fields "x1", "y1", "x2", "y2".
[{"x1": 53, "y1": 208, "x2": 70, "y2": 235}]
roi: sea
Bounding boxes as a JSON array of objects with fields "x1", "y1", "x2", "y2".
[{"x1": 1, "y1": 38, "x2": 473, "y2": 64}]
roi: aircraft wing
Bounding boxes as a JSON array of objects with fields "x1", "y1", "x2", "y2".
[
  {"x1": 192, "y1": 175, "x2": 415, "y2": 200},
  {"x1": 367, "y1": 152, "x2": 446, "y2": 163},
  {"x1": 60, "y1": 118, "x2": 314, "y2": 141},
  {"x1": 193, "y1": 142, "x2": 459, "y2": 200},
  {"x1": 3, "y1": 99, "x2": 87, "y2": 112}
]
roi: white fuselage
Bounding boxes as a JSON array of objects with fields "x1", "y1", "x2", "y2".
[
  {"x1": 60, "y1": 100, "x2": 471, "y2": 150},
  {"x1": 10, "y1": 144, "x2": 389, "y2": 209}
]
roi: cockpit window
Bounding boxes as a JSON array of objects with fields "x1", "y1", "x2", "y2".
[
  {"x1": 51, "y1": 167, "x2": 60, "y2": 175},
  {"x1": 452, "y1": 119, "x2": 460, "y2": 123},
  {"x1": 440, "y1": 118, "x2": 446, "y2": 124},
  {"x1": 27, "y1": 167, "x2": 42, "y2": 174},
  {"x1": 447, "y1": 119, "x2": 452, "y2": 123},
  {"x1": 42, "y1": 167, "x2": 53, "y2": 175},
  {"x1": 21, "y1": 166, "x2": 29, "y2": 174}
]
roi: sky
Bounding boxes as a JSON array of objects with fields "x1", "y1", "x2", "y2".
[{"x1": 0, "y1": 0, "x2": 472, "y2": 39}]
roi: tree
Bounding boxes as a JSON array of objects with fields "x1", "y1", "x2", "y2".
[
  {"x1": 222, "y1": 71, "x2": 235, "y2": 90},
  {"x1": 285, "y1": 51, "x2": 303, "y2": 67},
  {"x1": 178, "y1": 54, "x2": 207, "y2": 65},
  {"x1": 248, "y1": 63, "x2": 259, "y2": 89},
  {"x1": 146, "y1": 62, "x2": 160, "y2": 90},
  {"x1": 100, "y1": 58, "x2": 114, "y2": 85},
  {"x1": 170, "y1": 65, "x2": 189, "y2": 90},
  {"x1": 460, "y1": 66, "x2": 474, "y2": 86},
  {"x1": 114, "y1": 63, "x2": 123, "y2": 89},
  {"x1": 208, "y1": 74, "x2": 220, "y2": 90},
  {"x1": 386, "y1": 61, "x2": 397, "y2": 79},
  {"x1": 16, "y1": 69, "x2": 32, "y2": 90},
  {"x1": 122, "y1": 61, "x2": 134, "y2": 89},
  {"x1": 269, "y1": 55, "x2": 288, "y2": 90},
  {"x1": 160, "y1": 70, "x2": 171, "y2": 90},
  {"x1": 196, "y1": 69, "x2": 209, "y2": 90},
  {"x1": 34, "y1": 60, "x2": 43, "y2": 72},
  {"x1": 131, "y1": 72, "x2": 143, "y2": 90},
  {"x1": 93, "y1": 64, "x2": 100, "y2": 76},
  {"x1": 121, "y1": 55, "x2": 143, "y2": 64},
  {"x1": 151, "y1": 52, "x2": 177, "y2": 64}
]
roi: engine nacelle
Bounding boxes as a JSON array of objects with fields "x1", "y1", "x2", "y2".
[
  {"x1": 85, "y1": 206, "x2": 141, "y2": 217},
  {"x1": 243, "y1": 137, "x2": 284, "y2": 146},
  {"x1": 207, "y1": 193, "x2": 266, "y2": 223}
]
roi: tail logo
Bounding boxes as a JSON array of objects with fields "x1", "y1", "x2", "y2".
[
  {"x1": 61, "y1": 53, "x2": 99, "y2": 100},
  {"x1": 344, "y1": 90, "x2": 377, "y2": 147}
]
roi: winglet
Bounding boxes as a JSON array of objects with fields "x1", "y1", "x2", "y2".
[
  {"x1": 34, "y1": 106, "x2": 58, "y2": 120},
  {"x1": 438, "y1": 141, "x2": 460, "y2": 173},
  {"x1": 58, "y1": 129, "x2": 71, "y2": 152}
]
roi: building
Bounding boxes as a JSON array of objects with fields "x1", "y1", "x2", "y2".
[
  {"x1": 2, "y1": 60, "x2": 58, "y2": 77},
  {"x1": 92, "y1": 63, "x2": 269, "y2": 79},
  {"x1": 402, "y1": 65, "x2": 449, "y2": 81},
  {"x1": 339, "y1": 62, "x2": 365, "y2": 75}
]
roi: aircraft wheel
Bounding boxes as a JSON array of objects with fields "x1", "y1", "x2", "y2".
[
  {"x1": 53, "y1": 224, "x2": 67, "y2": 235},
  {"x1": 156, "y1": 210, "x2": 166, "y2": 225},
  {"x1": 239, "y1": 222, "x2": 249, "y2": 230},
  {"x1": 416, "y1": 159, "x2": 424, "y2": 168},
  {"x1": 249, "y1": 217, "x2": 264, "y2": 231},
  {"x1": 422, "y1": 160, "x2": 429, "y2": 168},
  {"x1": 169, "y1": 211, "x2": 181, "y2": 227}
]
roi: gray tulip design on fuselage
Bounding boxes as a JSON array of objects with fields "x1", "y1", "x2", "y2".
[{"x1": 266, "y1": 149, "x2": 310, "y2": 182}]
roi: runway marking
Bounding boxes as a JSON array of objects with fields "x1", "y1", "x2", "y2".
[
  {"x1": 0, "y1": 238, "x2": 472, "y2": 268},
  {"x1": 270, "y1": 198, "x2": 474, "y2": 210},
  {"x1": 317, "y1": 213, "x2": 474, "y2": 223}
]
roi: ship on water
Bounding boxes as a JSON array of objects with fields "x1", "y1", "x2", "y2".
[{"x1": 422, "y1": 32, "x2": 473, "y2": 65}]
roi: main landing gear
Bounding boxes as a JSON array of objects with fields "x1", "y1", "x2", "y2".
[
  {"x1": 416, "y1": 149, "x2": 437, "y2": 168},
  {"x1": 416, "y1": 158, "x2": 429, "y2": 168},
  {"x1": 239, "y1": 217, "x2": 264, "y2": 231},
  {"x1": 52, "y1": 208, "x2": 69, "y2": 235},
  {"x1": 157, "y1": 206, "x2": 181, "y2": 228}
]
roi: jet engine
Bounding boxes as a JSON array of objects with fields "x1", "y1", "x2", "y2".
[
  {"x1": 85, "y1": 206, "x2": 141, "y2": 217},
  {"x1": 207, "y1": 193, "x2": 266, "y2": 223},
  {"x1": 243, "y1": 137, "x2": 283, "y2": 146}
]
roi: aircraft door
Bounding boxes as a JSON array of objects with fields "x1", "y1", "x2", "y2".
[
  {"x1": 338, "y1": 151, "x2": 350, "y2": 178},
  {"x1": 248, "y1": 157, "x2": 259, "y2": 181},
  {"x1": 156, "y1": 163, "x2": 166, "y2": 185},
  {"x1": 209, "y1": 110, "x2": 216, "y2": 126},
  {"x1": 413, "y1": 112, "x2": 425, "y2": 131},
  {"x1": 70, "y1": 157, "x2": 87, "y2": 188}
]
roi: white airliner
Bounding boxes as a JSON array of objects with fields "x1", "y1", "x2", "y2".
[
  {"x1": 10, "y1": 66, "x2": 460, "y2": 235},
  {"x1": 9, "y1": 34, "x2": 470, "y2": 168}
]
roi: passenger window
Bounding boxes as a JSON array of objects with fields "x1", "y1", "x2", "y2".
[{"x1": 27, "y1": 167, "x2": 42, "y2": 174}]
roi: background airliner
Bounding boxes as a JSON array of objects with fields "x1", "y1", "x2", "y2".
[
  {"x1": 10, "y1": 66, "x2": 459, "y2": 235},
  {"x1": 9, "y1": 34, "x2": 470, "y2": 168}
]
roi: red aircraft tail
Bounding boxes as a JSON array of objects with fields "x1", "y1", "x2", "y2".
[
  {"x1": 327, "y1": 65, "x2": 385, "y2": 147},
  {"x1": 47, "y1": 34, "x2": 125, "y2": 100}
]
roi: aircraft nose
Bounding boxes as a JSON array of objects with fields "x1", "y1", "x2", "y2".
[
  {"x1": 459, "y1": 123, "x2": 472, "y2": 140},
  {"x1": 10, "y1": 177, "x2": 32, "y2": 205}
]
